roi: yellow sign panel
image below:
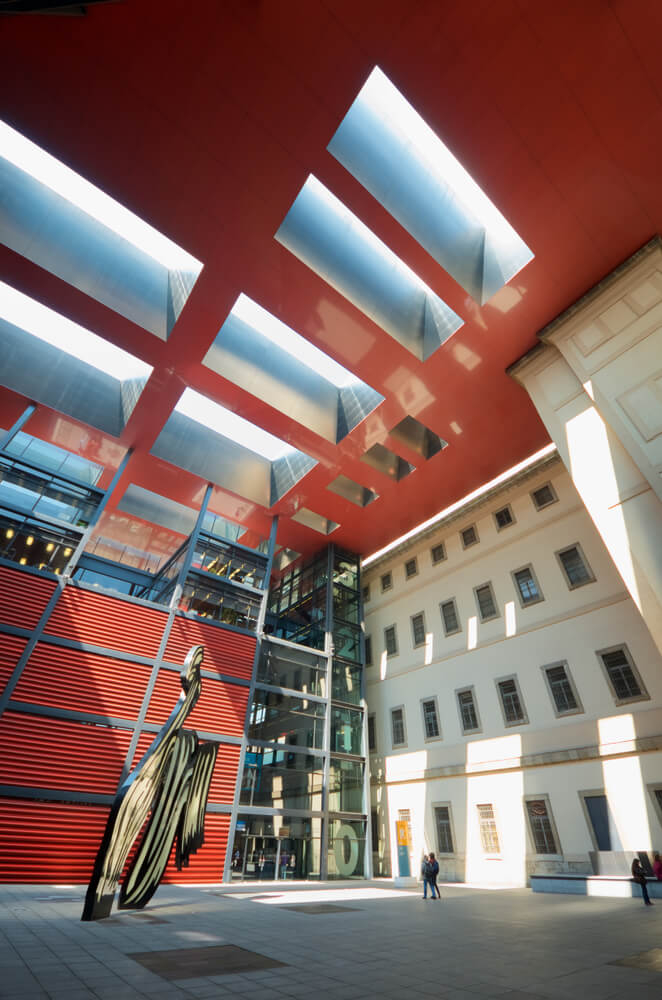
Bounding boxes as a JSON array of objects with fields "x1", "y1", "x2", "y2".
[{"x1": 395, "y1": 820, "x2": 410, "y2": 847}]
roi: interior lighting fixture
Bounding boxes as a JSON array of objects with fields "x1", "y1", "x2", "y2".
[
  {"x1": 63, "y1": 547, "x2": 72, "y2": 556},
  {"x1": 5, "y1": 528, "x2": 14, "y2": 539},
  {"x1": 46, "y1": 542, "x2": 54, "y2": 552},
  {"x1": 19, "y1": 557, "x2": 27, "y2": 565},
  {"x1": 26, "y1": 535, "x2": 34, "y2": 546},
  {"x1": 328, "y1": 67, "x2": 534, "y2": 305}
]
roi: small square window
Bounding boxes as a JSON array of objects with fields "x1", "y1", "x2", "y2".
[
  {"x1": 433, "y1": 804, "x2": 454, "y2": 854},
  {"x1": 364, "y1": 635, "x2": 372, "y2": 666},
  {"x1": 525, "y1": 797, "x2": 560, "y2": 855},
  {"x1": 597, "y1": 644, "x2": 648, "y2": 704},
  {"x1": 477, "y1": 803, "x2": 500, "y2": 854},
  {"x1": 531, "y1": 482, "x2": 557, "y2": 511},
  {"x1": 391, "y1": 706, "x2": 406, "y2": 747},
  {"x1": 474, "y1": 582, "x2": 498, "y2": 622},
  {"x1": 543, "y1": 661, "x2": 582, "y2": 716},
  {"x1": 556, "y1": 543, "x2": 594, "y2": 589},
  {"x1": 461, "y1": 524, "x2": 478, "y2": 548},
  {"x1": 431, "y1": 542, "x2": 446, "y2": 565},
  {"x1": 381, "y1": 571, "x2": 393, "y2": 592},
  {"x1": 411, "y1": 612, "x2": 426, "y2": 647},
  {"x1": 421, "y1": 697, "x2": 441, "y2": 740},
  {"x1": 496, "y1": 676, "x2": 528, "y2": 725},
  {"x1": 362, "y1": 584, "x2": 370, "y2": 603},
  {"x1": 404, "y1": 557, "x2": 418, "y2": 579},
  {"x1": 368, "y1": 713, "x2": 376, "y2": 751},
  {"x1": 493, "y1": 505, "x2": 514, "y2": 530},
  {"x1": 456, "y1": 687, "x2": 480, "y2": 733},
  {"x1": 384, "y1": 624, "x2": 398, "y2": 656},
  {"x1": 512, "y1": 565, "x2": 543, "y2": 607},
  {"x1": 440, "y1": 598, "x2": 461, "y2": 636}
]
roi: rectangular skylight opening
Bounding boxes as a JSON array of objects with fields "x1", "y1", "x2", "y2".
[
  {"x1": 328, "y1": 67, "x2": 533, "y2": 306},
  {"x1": 326, "y1": 474, "x2": 379, "y2": 508},
  {"x1": 275, "y1": 175, "x2": 462, "y2": 362},
  {"x1": 389, "y1": 415, "x2": 447, "y2": 461},
  {"x1": 151, "y1": 388, "x2": 317, "y2": 508},
  {"x1": 0, "y1": 282, "x2": 152, "y2": 436},
  {"x1": 291, "y1": 507, "x2": 340, "y2": 535},
  {"x1": 360, "y1": 442, "x2": 415, "y2": 482},
  {"x1": 204, "y1": 294, "x2": 384, "y2": 444},
  {"x1": 0, "y1": 119, "x2": 203, "y2": 339}
]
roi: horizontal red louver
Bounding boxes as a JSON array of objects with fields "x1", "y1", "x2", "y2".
[
  {"x1": 0, "y1": 798, "x2": 110, "y2": 882},
  {"x1": 14, "y1": 643, "x2": 152, "y2": 720},
  {"x1": 0, "y1": 565, "x2": 56, "y2": 630},
  {"x1": 208, "y1": 742, "x2": 241, "y2": 804},
  {"x1": 165, "y1": 617, "x2": 256, "y2": 680},
  {"x1": 162, "y1": 813, "x2": 230, "y2": 884},
  {"x1": 0, "y1": 632, "x2": 27, "y2": 692},
  {"x1": 0, "y1": 711, "x2": 132, "y2": 794},
  {"x1": 46, "y1": 588, "x2": 166, "y2": 658},
  {"x1": 145, "y1": 670, "x2": 249, "y2": 737}
]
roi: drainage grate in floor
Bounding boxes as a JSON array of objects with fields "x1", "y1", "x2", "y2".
[
  {"x1": 610, "y1": 948, "x2": 662, "y2": 972},
  {"x1": 128, "y1": 944, "x2": 287, "y2": 980},
  {"x1": 280, "y1": 903, "x2": 359, "y2": 914}
]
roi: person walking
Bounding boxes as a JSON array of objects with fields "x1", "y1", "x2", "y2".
[
  {"x1": 632, "y1": 857, "x2": 653, "y2": 905},
  {"x1": 428, "y1": 852, "x2": 441, "y2": 900},
  {"x1": 421, "y1": 855, "x2": 432, "y2": 899}
]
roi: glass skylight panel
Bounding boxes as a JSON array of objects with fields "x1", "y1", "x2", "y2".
[
  {"x1": 175, "y1": 388, "x2": 293, "y2": 461},
  {"x1": 328, "y1": 67, "x2": 533, "y2": 305},
  {"x1": 276, "y1": 175, "x2": 462, "y2": 362}
]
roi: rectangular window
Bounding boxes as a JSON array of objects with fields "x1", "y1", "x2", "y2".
[
  {"x1": 512, "y1": 565, "x2": 543, "y2": 606},
  {"x1": 497, "y1": 677, "x2": 527, "y2": 725},
  {"x1": 440, "y1": 598, "x2": 460, "y2": 635},
  {"x1": 371, "y1": 808, "x2": 379, "y2": 849},
  {"x1": 544, "y1": 662, "x2": 580, "y2": 715},
  {"x1": 475, "y1": 582, "x2": 498, "y2": 621},
  {"x1": 431, "y1": 542, "x2": 445, "y2": 565},
  {"x1": 434, "y1": 805, "x2": 454, "y2": 854},
  {"x1": 381, "y1": 571, "x2": 393, "y2": 592},
  {"x1": 384, "y1": 624, "x2": 398, "y2": 656},
  {"x1": 391, "y1": 707, "x2": 406, "y2": 747},
  {"x1": 477, "y1": 803, "x2": 500, "y2": 854},
  {"x1": 494, "y1": 505, "x2": 514, "y2": 530},
  {"x1": 525, "y1": 798, "x2": 559, "y2": 855},
  {"x1": 405, "y1": 557, "x2": 418, "y2": 579},
  {"x1": 365, "y1": 635, "x2": 372, "y2": 666},
  {"x1": 556, "y1": 543, "x2": 594, "y2": 588},
  {"x1": 421, "y1": 697, "x2": 440, "y2": 740},
  {"x1": 598, "y1": 645, "x2": 648, "y2": 703},
  {"x1": 362, "y1": 584, "x2": 370, "y2": 603},
  {"x1": 411, "y1": 612, "x2": 426, "y2": 647},
  {"x1": 368, "y1": 713, "x2": 376, "y2": 751},
  {"x1": 457, "y1": 687, "x2": 480, "y2": 733},
  {"x1": 461, "y1": 524, "x2": 478, "y2": 548},
  {"x1": 531, "y1": 482, "x2": 557, "y2": 510}
]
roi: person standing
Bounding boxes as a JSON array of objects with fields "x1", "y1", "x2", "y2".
[
  {"x1": 421, "y1": 855, "x2": 432, "y2": 899},
  {"x1": 428, "y1": 852, "x2": 441, "y2": 900},
  {"x1": 653, "y1": 852, "x2": 662, "y2": 881},
  {"x1": 631, "y1": 857, "x2": 653, "y2": 905}
]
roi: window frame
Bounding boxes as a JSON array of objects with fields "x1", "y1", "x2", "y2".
[
  {"x1": 555, "y1": 542, "x2": 595, "y2": 590},
  {"x1": 364, "y1": 634, "x2": 373, "y2": 667},
  {"x1": 460, "y1": 523, "x2": 479, "y2": 549},
  {"x1": 404, "y1": 556, "x2": 418, "y2": 580},
  {"x1": 455, "y1": 685, "x2": 482, "y2": 735},
  {"x1": 410, "y1": 611, "x2": 426, "y2": 648},
  {"x1": 474, "y1": 581, "x2": 499, "y2": 622},
  {"x1": 511, "y1": 563, "x2": 544, "y2": 608},
  {"x1": 531, "y1": 481, "x2": 558, "y2": 511},
  {"x1": 596, "y1": 642, "x2": 649, "y2": 706},
  {"x1": 477, "y1": 802, "x2": 501, "y2": 856},
  {"x1": 367, "y1": 712, "x2": 377, "y2": 752},
  {"x1": 440, "y1": 597, "x2": 461, "y2": 636},
  {"x1": 578, "y1": 788, "x2": 612, "y2": 853},
  {"x1": 380, "y1": 571, "x2": 393, "y2": 593},
  {"x1": 431, "y1": 542, "x2": 446, "y2": 565},
  {"x1": 495, "y1": 673, "x2": 529, "y2": 727},
  {"x1": 541, "y1": 660, "x2": 584, "y2": 718},
  {"x1": 524, "y1": 794, "x2": 562, "y2": 858},
  {"x1": 420, "y1": 695, "x2": 442, "y2": 742},
  {"x1": 384, "y1": 624, "x2": 398, "y2": 657},
  {"x1": 431, "y1": 801, "x2": 456, "y2": 856},
  {"x1": 646, "y1": 783, "x2": 662, "y2": 831},
  {"x1": 493, "y1": 503, "x2": 515, "y2": 531},
  {"x1": 362, "y1": 583, "x2": 370, "y2": 603},
  {"x1": 390, "y1": 705, "x2": 407, "y2": 749}
]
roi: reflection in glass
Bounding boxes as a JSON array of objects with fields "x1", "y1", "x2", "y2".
[
  {"x1": 332, "y1": 658, "x2": 362, "y2": 704},
  {"x1": 333, "y1": 621, "x2": 361, "y2": 662},
  {"x1": 240, "y1": 746, "x2": 323, "y2": 811},
  {"x1": 249, "y1": 689, "x2": 326, "y2": 749},
  {"x1": 331, "y1": 705, "x2": 363, "y2": 755},
  {"x1": 192, "y1": 533, "x2": 267, "y2": 589},
  {"x1": 257, "y1": 641, "x2": 327, "y2": 697},
  {"x1": 328, "y1": 758, "x2": 364, "y2": 813},
  {"x1": 327, "y1": 818, "x2": 366, "y2": 879},
  {"x1": 230, "y1": 814, "x2": 321, "y2": 881}
]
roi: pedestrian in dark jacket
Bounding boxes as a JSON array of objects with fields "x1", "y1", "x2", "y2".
[
  {"x1": 421, "y1": 855, "x2": 433, "y2": 899},
  {"x1": 632, "y1": 857, "x2": 653, "y2": 906},
  {"x1": 428, "y1": 852, "x2": 441, "y2": 899}
]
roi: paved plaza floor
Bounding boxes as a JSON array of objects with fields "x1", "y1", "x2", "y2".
[{"x1": 2, "y1": 880, "x2": 662, "y2": 1000}]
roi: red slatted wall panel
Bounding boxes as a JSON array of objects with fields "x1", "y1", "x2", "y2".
[
  {"x1": 13, "y1": 643, "x2": 152, "y2": 719},
  {"x1": 0, "y1": 798, "x2": 110, "y2": 882},
  {"x1": 162, "y1": 813, "x2": 230, "y2": 884},
  {"x1": 207, "y1": 742, "x2": 241, "y2": 804},
  {"x1": 0, "y1": 565, "x2": 55, "y2": 630},
  {"x1": 0, "y1": 711, "x2": 132, "y2": 793},
  {"x1": 0, "y1": 632, "x2": 27, "y2": 691},
  {"x1": 45, "y1": 588, "x2": 166, "y2": 657},
  {"x1": 165, "y1": 618, "x2": 256, "y2": 680},
  {"x1": 145, "y1": 670, "x2": 249, "y2": 736}
]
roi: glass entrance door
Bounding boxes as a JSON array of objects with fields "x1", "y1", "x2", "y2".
[{"x1": 234, "y1": 835, "x2": 279, "y2": 881}]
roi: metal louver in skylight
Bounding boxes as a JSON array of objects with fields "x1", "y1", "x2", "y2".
[
  {"x1": 328, "y1": 67, "x2": 533, "y2": 306},
  {"x1": 0, "y1": 119, "x2": 202, "y2": 339},
  {"x1": 275, "y1": 175, "x2": 462, "y2": 362},
  {"x1": 203, "y1": 294, "x2": 384, "y2": 444},
  {"x1": 151, "y1": 389, "x2": 317, "y2": 508},
  {"x1": 0, "y1": 281, "x2": 152, "y2": 436}
]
